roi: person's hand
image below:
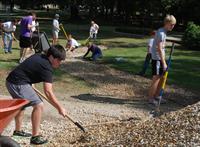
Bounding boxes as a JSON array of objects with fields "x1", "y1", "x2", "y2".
[
  {"x1": 58, "y1": 107, "x2": 66, "y2": 118},
  {"x1": 14, "y1": 38, "x2": 19, "y2": 42},
  {"x1": 163, "y1": 62, "x2": 168, "y2": 71}
]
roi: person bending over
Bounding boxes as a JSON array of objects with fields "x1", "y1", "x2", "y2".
[
  {"x1": 83, "y1": 43, "x2": 102, "y2": 61},
  {"x1": 6, "y1": 45, "x2": 67, "y2": 145},
  {"x1": 65, "y1": 34, "x2": 79, "y2": 52}
]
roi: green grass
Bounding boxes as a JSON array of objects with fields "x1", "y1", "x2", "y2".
[{"x1": 102, "y1": 45, "x2": 200, "y2": 92}]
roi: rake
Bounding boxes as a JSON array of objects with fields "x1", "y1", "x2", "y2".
[
  {"x1": 33, "y1": 87, "x2": 86, "y2": 133},
  {"x1": 153, "y1": 42, "x2": 175, "y2": 117}
]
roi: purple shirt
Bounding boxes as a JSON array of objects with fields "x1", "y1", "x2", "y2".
[{"x1": 20, "y1": 16, "x2": 32, "y2": 37}]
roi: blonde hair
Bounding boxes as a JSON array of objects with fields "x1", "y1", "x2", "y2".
[{"x1": 164, "y1": 15, "x2": 176, "y2": 25}]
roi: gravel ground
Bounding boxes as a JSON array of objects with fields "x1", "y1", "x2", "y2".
[
  {"x1": 6, "y1": 99, "x2": 199, "y2": 146},
  {"x1": 2, "y1": 96, "x2": 148, "y2": 146},
  {"x1": 1, "y1": 47, "x2": 199, "y2": 146}
]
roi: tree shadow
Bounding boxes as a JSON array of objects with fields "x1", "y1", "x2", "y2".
[
  {"x1": 0, "y1": 59, "x2": 19, "y2": 63},
  {"x1": 106, "y1": 41, "x2": 146, "y2": 48},
  {"x1": 71, "y1": 93, "x2": 153, "y2": 111},
  {"x1": 173, "y1": 50, "x2": 200, "y2": 57},
  {"x1": 71, "y1": 91, "x2": 200, "y2": 114}
]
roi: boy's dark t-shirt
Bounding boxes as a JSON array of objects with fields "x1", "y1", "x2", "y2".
[
  {"x1": 7, "y1": 54, "x2": 53, "y2": 85},
  {"x1": 89, "y1": 44, "x2": 101, "y2": 54}
]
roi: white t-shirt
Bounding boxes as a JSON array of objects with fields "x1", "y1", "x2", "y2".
[
  {"x1": 2, "y1": 21, "x2": 16, "y2": 32},
  {"x1": 31, "y1": 20, "x2": 36, "y2": 32},
  {"x1": 52, "y1": 19, "x2": 59, "y2": 32},
  {"x1": 69, "y1": 38, "x2": 79, "y2": 48},
  {"x1": 148, "y1": 38, "x2": 154, "y2": 53},
  {"x1": 90, "y1": 23, "x2": 99, "y2": 34},
  {"x1": 151, "y1": 28, "x2": 166, "y2": 60}
]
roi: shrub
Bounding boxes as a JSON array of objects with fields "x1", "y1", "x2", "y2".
[{"x1": 182, "y1": 22, "x2": 200, "y2": 50}]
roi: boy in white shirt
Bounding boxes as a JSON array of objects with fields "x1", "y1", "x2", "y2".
[
  {"x1": 138, "y1": 31, "x2": 156, "y2": 76},
  {"x1": 66, "y1": 34, "x2": 80, "y2": 52},
  {"x1": 52, "y1": 14, "x2": 60, "y2": 45},
  {"x1": 2, "y1": 19, "x2": 17, "y2": 53},
  {"x1": 89, "y1": 21, "x2": 99, "y2": 40}
]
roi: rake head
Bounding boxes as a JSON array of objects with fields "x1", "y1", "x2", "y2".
[{"x1": 74, "y1": 122, "x2": 86, "y2": 133}]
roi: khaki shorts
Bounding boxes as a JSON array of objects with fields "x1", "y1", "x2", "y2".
[
  {"x1": 52, "y1": 31, "x2": 59, "y2": 39},
  {"x1": 6, "y1": 81, "x2": 43, "y2": 109}
]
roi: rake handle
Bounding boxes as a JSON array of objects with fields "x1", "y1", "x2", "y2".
[
  {"x1": 32, "y1": 87, "x2": 85, "y2": 132},
  {"x1": 60, "y1": 24, "x2": 69, "y2": 40}
]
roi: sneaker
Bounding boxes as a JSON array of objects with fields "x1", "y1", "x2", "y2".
[
  {"x1": 155, "y1": 96, "x2": 167, "y2": 104},
  {"x1": 148, "y1": 99, "x2": 158, "y2": 106},
  {"x1": 8, "y1": 51, "x2": 12, "y2": 54},
  {"x1": 30, "y1": 135, "x2": 48, "y2": 145},
  {"x1": 13, "y1": 130, "x2": 32, "y2": 137},
  {"x1": 4, "y1": 51, "x2": 8, "y2": 54}
]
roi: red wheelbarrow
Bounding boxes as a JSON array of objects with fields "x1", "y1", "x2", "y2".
[{"x1": 0, "y1": 99, "x2": 29, "y2": 146}]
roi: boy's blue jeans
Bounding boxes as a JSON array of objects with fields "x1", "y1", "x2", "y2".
[
  {"x1": 3, "y1": 32, "x2": 13, "y2": 52},
  {"x1": 92, "y1": 52, "x2": 102, "y2": 61},
  {"x1": 140, "y1": 53, "x2": 151, "y2": 75}
]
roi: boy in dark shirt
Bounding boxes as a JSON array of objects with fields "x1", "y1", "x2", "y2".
[
  {"x1": 6, "y1": 45, "x2": 66, "y2": 145},
  {"x1": 83, "y1": 43, "x2": 102, "y2": 61}
]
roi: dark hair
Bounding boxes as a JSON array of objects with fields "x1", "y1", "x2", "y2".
[
  {"x1": 28, "y1": 11, "x2": 36, "y2": 16},
  {"x1": 12, "y1": 19, "x2": 18, "y2": 24},
  {"x1": 47, "y1": 45, "x2": 66, "y2": 60}
]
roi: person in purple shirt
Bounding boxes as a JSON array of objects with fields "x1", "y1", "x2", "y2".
[
  {"x1": 83, "y1": 43, "x2": 102, "y2": 61},
  {"x1": 19, "y1": 12, "x2": 36, "y2": 63}
]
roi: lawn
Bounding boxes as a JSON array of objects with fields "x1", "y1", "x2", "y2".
[{"x1": 102, "y1": 44, "x2": 200, "y2": 92}]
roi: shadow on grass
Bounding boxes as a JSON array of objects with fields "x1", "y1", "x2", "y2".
[
  {"x1": 0, "y1": 59, "x2": 19, "y2": 63},
  {"x1": 173, "y1": 50, "x2": 200, "y2": 57},
  {"x1": 104, "y1": 41, "x2": 146, "y2": 48}
]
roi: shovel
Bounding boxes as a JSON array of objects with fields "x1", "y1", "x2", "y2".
[
  {"x1": 60, "y1": 24, "x2": 69, "y2": 40},
  {"x1": 33, "y1": 87, "x2": 86, "y2": 132}
]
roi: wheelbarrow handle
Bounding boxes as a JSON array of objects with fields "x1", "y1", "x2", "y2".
[{"x1": 32, "y1": 87, "x2": 85, "y2": 132}]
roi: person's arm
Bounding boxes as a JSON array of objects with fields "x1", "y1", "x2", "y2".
[
  {"x1": 96, "y1": 24, "x2": 99, "y2": 30},
  {"x1": 147, "y1": 39, "x2": 151, "y2": 53},
  {"x1": 83, "y1": 48, "x2": 90, "y2": 58},
  {"x1": 89, "y1": 27, "x2": 93, "y2": 36},
  {"x1": 157, "y1": 42, "x2": 167, "y2": 71},
  {"x1": 11, "y1": 25, "x2": 17, "y2": 41},
  {"x1": 27, "y1": 23, "x2": 32, "y2": 30},
  {"x1": 66, "y1": 40, "x2": 72, "y2": 50},
  {"x1": 43, "y1": 82, "x2": 66, "y2": 117},
  {"x1": 11, "y1": 33, "x2": 18, "y2": 41},
  {"x1": 69, "y1": 45, "x2": 73, "y2": 51},
  {"x1": 147, "y1": 45, "x2": 151, "y2": 54}
]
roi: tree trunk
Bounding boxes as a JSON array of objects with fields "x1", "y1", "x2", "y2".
[
  {"x1": 10, "y1": 0, "x2": 14, "y2": 12},
  {"x1": 70, "y1": 4, "x2": 79, "y2": 20}
]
